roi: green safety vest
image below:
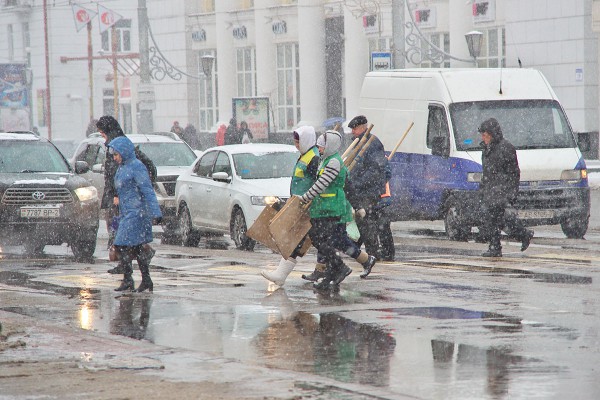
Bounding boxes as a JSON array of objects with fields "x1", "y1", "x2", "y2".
[
  {"x1": 310, "y1": 153, "x2": 348, "y2": 219},
  {"x1": 290, "y1": 147, "x2": 319, "y2": 196}
]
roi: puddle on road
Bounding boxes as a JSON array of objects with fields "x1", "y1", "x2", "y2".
[{"x1": 0, "y1": 271, "x2": 100, "y2": 299}]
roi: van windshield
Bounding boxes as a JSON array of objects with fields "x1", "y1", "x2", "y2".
[{"x1": 450, "y1": 100, "x2": 577, "y2": 151}]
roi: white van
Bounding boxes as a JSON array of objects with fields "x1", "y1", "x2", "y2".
[{"x1": 359, "y1": 68, "x2": 590, "y2": 240}]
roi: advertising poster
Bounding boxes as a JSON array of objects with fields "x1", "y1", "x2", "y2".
[
  {"x1": 233, "y1": 97, "x2": 270, "y2": 140},
  {"x1": 0, "y1": 63, "x2": 30, "y2": 131}
]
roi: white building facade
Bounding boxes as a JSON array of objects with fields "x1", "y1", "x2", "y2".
[{"x1": 0, "y1": 0, "x2": 598, "y2": 152}]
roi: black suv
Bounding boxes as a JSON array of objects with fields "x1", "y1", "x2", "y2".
[{"x1": 0, "y1": 132, "x2": 100, "y2": 260}]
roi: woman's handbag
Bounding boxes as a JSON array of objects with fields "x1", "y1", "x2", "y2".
[{"x1": 108, "y1": 245, "x2": 119, "y2": 262}]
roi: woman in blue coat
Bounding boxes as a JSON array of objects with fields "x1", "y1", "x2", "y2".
[{"x1": 108, "y1": 136, "x2": 162, "y2": 292}]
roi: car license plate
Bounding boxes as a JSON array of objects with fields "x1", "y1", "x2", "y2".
[
  {"x1": 517, "y1": 209, "x2": 554, "y2": 219},
  {"x1": 20, "y1": 207, "x2": 60, "y2": 218}
]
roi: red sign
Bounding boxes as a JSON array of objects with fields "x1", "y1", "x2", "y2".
[{"x1": 71, "y1": 4, "x2": 97, "y2": 32}]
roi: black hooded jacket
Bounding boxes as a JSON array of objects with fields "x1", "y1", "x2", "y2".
[{"x1": 480, "y1": 127, "x2": 520, "y2": 208}]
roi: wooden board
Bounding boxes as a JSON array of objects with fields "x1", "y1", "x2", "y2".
[
  {"x1": 246, "y1": 204, "x2": 280, "y2": 254},
  {"x1": 268, "y1": 196, "x2": 312, "y2": 259}
]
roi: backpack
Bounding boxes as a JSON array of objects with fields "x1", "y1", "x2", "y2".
[{"x1": 134, "y1": 146, "x2": 157, "y2": 183}]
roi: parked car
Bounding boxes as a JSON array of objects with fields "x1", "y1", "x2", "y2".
[
  {"x1": 175, "y1": 143, "x2": 299, "y2": 250},
  {"x1": 72, "y1": 132, "x2": 198, "y2": 242},
  {"x1": 0, "y1": 132, "x2": 100, "y2": 260}
]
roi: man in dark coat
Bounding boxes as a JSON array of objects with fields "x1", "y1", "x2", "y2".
[
  {"x1": 224, "y1": 118, "x2": 239, "y2": 145},
  {"x1": 345, "y1": 115, "x2": 390, "y2": 273},
  {"x1": 478, "y1": 118, "x2": 534, "y2": 257}
]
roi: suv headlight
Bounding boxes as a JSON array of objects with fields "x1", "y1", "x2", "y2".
[
  {"x1": 251, "y1": 196, "x2": 279, "y2": 206},
  {"x1": 75, "y1": 186, "x2": 98, "y2": 202},
  {"x1": 561, "y1": 169, "x2": 586, "y2": 182}
]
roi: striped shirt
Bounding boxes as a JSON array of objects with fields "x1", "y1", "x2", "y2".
[{"x1": 300, "y1": 157, "x2": 341, "y2": 203}]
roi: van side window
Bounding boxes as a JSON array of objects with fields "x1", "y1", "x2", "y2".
[{"x1": 427, "y1": 105, "x2": 450, "y2": 148}]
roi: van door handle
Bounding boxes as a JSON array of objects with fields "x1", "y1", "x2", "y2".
[
  {"x1": 206, "y1": 188, "x2": 212, "y2": 192},
  {"x1": 188, "y1": 185, "x2": 192, "y2": 189}
]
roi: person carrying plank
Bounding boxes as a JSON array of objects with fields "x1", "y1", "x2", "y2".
[
  {"x1": 344, "y1": 115, "x2": 390, "y2": 276},
  {"x1": 299, "y1": 130, "x2": 376, "y2": 290},
  {"x1": 261, "y1": 126, "x2": 321, "y2": 286}
]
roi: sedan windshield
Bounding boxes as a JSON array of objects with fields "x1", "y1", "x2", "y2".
[
  {"x1": 0, "y1": 141, "x2": 70, "y2": 173},
  {"x1": 232, "y1": 151, "x2": 298, "y2": 179},
  {"x1": 135, "y1": 142, "x2": 197, "y2": 166},
  {"x1": 450, "y1": 100, "x2": 577, "y2": 151}
]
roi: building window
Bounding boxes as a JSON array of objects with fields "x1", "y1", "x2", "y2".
[
  {"x1": 236, "y1": 47, "x2": 256, "y2": 97},
  {"x1": 476, "y1": 27, "x2": 505, "y2": 68},
  {"x1": 22, "y1": 22, "x2": 30, "y2": 63},
  {"x1": 103, "y1": 88, "x2": 115, "y2": 117},
  {"x1": 8, "y1": 24, "x2": 14, "y2": 61},
  {"x1": 419, "y1": 32, "x2": 450, "y2": 68},
  {"x1": 239, "y1": 0, "x2": 254, "y2": 9},
  {"x1": 199, "y1": 50, "x2": 218, "y2": 131},
  {"x1": 276, "y1": 43, "x2": 300, "y2": 130},
  {"x1": 101, "y1": 19, "x2": 132, "y2": 53}
]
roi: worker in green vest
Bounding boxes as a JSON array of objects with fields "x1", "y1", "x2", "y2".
[{"x1": 299, "y1": 130, "x2": 376, "y2": 290}]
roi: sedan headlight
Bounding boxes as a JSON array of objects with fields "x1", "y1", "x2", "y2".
[
  {"x1": 75, "y1": 186, "x2": 98, "y2": 202},
  {"x1": 467, "y1": 172, "x2": 482, "y2": 183},
  {"x1": 561, "y1": 169, "x2": 586, "y2": 182},
  {"x1": 251, "y1": 196, "x2": 280, "y2": 206}
]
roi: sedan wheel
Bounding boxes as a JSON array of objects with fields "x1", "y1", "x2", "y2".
[
  {"x1": 179, "y1": 205, "x2": 201, "y2": 247},
  {"x1": 230, "y1": 208, "x2": 255, "y2": 251}
]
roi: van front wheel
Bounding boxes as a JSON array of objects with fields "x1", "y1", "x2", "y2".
[
  {"x1": 561, "y1": 213, "x2": 589, "y2": 239},
  {"x1": 445, "y1": 203, "x2": 470, "y2": 242}
]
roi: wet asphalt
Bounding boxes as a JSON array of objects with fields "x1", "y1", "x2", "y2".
[{"x1": 1, "y1": 191, "x2": 600, "y2": 399}]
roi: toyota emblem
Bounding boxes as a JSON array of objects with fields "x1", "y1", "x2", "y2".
[{"x1": 32, "y1": 191, "x2": 46, "y2": 201}]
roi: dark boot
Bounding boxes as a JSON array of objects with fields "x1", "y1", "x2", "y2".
[
  {"x1": 360, "y1": 255, "x2": 377, "y2": 279},
  {"x1": 482, "y1": 247, "x2": 502, "y2": 257},
  {"x1": 135, "y1": 262, "x2": 153, "y2": 293},
  {"x1": 115, "y1": 274, "x2": 134, "y2": 291},
  {"x1": 521, "y1": 230, "x2": 534, "y2": 251},
  {"x1": 302, "y1": 262, "x2": 326, "y2": 282},
  {"x1": 115, "y1": 250, "x2": 134, "y2": 291},
  {"x1": 138, "y1": 244, "x2": 156, "y2": 265},
  {"x1": 106, "y1": 263, "x2": 125, "y2": 275},
  {"x1": 330, "y1": 261, "x2": 352, "y2": 286}
]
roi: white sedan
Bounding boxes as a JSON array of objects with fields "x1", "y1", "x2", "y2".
[{"x1": 175, "y1": 143, "x2": 299, "y2": 250}]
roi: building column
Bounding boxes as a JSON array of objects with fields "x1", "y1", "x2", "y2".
[
  {"x1": 298, "y1": 0, "x2": 326, "y2": 127},
  {"x1": 215, "y1": 1, "x2": 236, "y2": 122},
  {"x1": 448, "y1": 0, "x2": 473, "y2": 67},
  {"x1": 343, "y1": 5, "x2": 369, "y2": 120},
  {"x1": 254, "y1": 0, "x2": 277, "y2": 109}
]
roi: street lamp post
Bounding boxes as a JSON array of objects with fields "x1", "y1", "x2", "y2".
[{"x1": 465, "y1": 31, "x2": 484, "y2": 67}]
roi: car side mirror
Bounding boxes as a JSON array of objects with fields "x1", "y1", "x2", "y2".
[
  {"x1": 92, "y1": 163, "x2": 104, "y2": 173},
  {"x1": 431, "y1": 136, "x2": 450, "y2": 158},
  {"x1": 74, "y1": 161, "x2": 90, "y2": 174},
  {"x1": 212, "y1": 171, "x2": 231, "y2": 183}
]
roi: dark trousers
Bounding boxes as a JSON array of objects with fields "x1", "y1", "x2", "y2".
[
  {"x1": 480, "y1": 205, "x2": 529, "y2": 250},
  {"x1": 375, "y1": 208, "x2": 395, "y2": 259},
  {"x1": 355, "y1": 198, "x2": 381, "y2": 256},
  {"x1": 115, "y1": 244, "x2": 152, "y2": 277},
  {"x1": 308, "y1": 218, "x2": 361, "y2": 272}
]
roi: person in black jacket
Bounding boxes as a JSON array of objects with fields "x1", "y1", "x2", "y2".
[
  {"x1": 344, "y1": 115, "x2": 390, "y2": 274},
  {"x1": 478, "y1": 118, "x2": 533, "y2": 257},
  {"x1": 224, "y1": 118, "x2": 240, "y2": 145}
]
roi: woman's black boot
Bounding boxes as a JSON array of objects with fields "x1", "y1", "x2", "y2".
[
  {"x1": 135, "y1": 263, "x2": 153, "y2": 293},
  {"x1": 115, "y1": 275, "x2": 134, "y2": 291},
  {"x1": 115, "y1": 248, "x2": 134, "y2": 291}
]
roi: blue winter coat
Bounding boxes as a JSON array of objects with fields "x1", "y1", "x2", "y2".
[{"x1": 108, "y1": 136, "x2": 162, "y2": 247}]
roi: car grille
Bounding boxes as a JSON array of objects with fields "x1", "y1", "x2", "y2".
[{"x1": 1, "y1": 187, "x2": 74, "y2": 205}]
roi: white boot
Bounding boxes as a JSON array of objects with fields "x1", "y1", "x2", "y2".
[{"x1": 261, "y1": 258, "x2": 297, "y2": 286}]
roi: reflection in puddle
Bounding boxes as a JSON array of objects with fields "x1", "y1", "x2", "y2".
[
  {"x1": 253, "y1": 312, "x2": 396, "y2": 387},
  {"x1": 110, "y1": 296, "x2": 152, "y2": 340}
]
